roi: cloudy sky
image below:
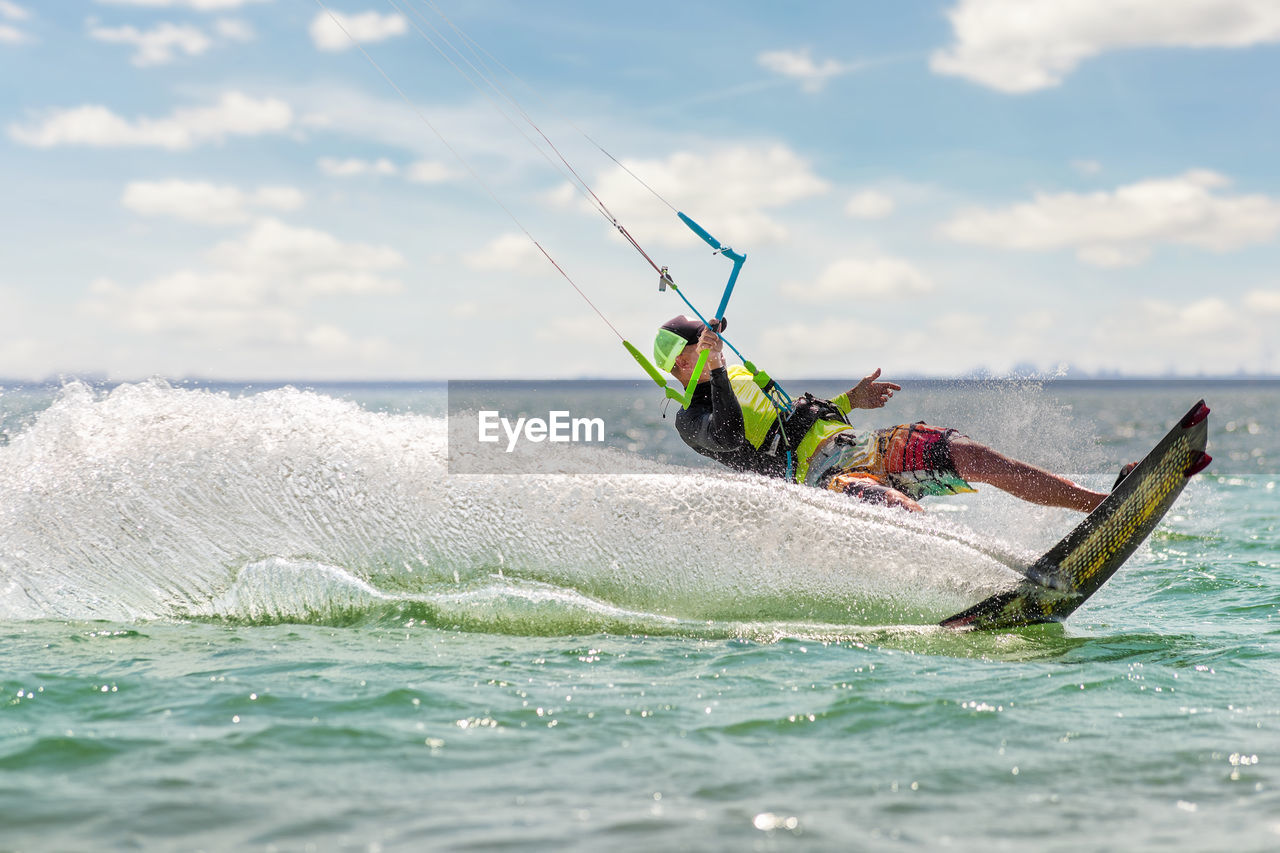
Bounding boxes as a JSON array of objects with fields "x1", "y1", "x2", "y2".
[{"x1": 2, "y1": 0, "x2": 1278, "y2": 380}]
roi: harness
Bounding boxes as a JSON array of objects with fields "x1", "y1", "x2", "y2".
[{"x1": 721, "y1": 367, "x2": 853, "y2": 483}]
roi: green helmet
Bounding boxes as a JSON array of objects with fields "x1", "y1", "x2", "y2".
[{"x1": 653, "y1": 315, "x2": 725, "y2": 371}]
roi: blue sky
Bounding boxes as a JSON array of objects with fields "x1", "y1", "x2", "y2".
[{"x1": 1, "y1": 0, "x2": 1278, "y2": 380}]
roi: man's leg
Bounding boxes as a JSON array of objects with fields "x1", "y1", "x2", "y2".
[{"x1": 949, "y1": 437, "x2": 1107, "y2": 512}]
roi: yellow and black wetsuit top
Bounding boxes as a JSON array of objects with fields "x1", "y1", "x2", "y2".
[{"x1": 675, "y1": 365, "x2": 854, "y2": 483}]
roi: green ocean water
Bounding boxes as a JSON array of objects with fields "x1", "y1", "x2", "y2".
[{"x1": 1, "y1": 379, "x2": 1277, "y2": 851}]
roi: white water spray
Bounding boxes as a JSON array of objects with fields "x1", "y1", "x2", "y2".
[{"x1": 0, "y1": 382, "x2": 1043, "y2": 630}]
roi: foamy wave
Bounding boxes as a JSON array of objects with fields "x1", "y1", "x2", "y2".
[{"x1": 0, "y1": 381, "x2": 1036, "y2": 628}]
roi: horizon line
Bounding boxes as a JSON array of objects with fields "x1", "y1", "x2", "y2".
[{"x1": 4, "y1": 374, "x2": 1280, "y2": 387}]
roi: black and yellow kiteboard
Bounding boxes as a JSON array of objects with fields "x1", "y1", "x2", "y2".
[{"x1": 941, "y1": 400, "x2": 1212, "y2": 630}]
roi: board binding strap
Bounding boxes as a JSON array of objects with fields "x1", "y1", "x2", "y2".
[{"x1": 941, "y1": 400, "x2": 1212, "y2": 631}]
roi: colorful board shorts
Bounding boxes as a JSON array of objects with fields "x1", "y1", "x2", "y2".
[{"x1": 804, "y1": 423, "x2": 976, "y2": 500}]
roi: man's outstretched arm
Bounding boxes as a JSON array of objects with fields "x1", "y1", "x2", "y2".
[{"x1": 833, "y1": 368, "x2": 901, "y2": 414}]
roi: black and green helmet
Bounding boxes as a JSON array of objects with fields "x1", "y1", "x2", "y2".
[{"x1": 653, "y1": 315, "x2": 726, "y2": 371}]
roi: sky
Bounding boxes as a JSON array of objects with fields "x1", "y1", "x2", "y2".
[{"x1": 1, "y1": 0, "x2": 1279, "y2": 381}]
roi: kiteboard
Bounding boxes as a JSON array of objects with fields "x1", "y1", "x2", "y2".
[{"x1": 941, "y1": 400, "x2": 1212, "y2": 631}]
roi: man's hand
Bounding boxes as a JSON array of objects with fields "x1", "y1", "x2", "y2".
[
  {"x1": 861, "y1": 482, "x2": 923, "y2": 513},
  {"x1": 828, "y1": 474, "x2": 923, "y2": 512},
  {"x1": 881, "y1": 487, "x2": 923, "y2": 513},
  {"x1": 846, "y1": 368, "x2": 900, "y2": 409},
  {"x1": 696, "y1": 325, "x2": 726, "y2": 370}
]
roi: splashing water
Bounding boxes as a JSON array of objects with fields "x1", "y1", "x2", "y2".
[{"x1": 0, "y1": 381, "x2": 1043, "y2": 632}]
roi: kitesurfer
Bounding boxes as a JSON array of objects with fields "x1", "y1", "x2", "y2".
[{"x1": 655, "y1": 315, "x2": 1116, "y2": 514}]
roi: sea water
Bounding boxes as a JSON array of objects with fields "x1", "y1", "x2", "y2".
[{"x1": 0, "y1": 379, "x2": 1276, "y2": 851}]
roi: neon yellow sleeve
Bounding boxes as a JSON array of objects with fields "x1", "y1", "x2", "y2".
[{"x1": 833, "y1": 392, "x2": 853, "y2": 415}]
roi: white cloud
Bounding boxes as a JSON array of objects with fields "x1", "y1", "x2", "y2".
[
  {"x1": 463, "y1": 232, "x2": 549, "y2": 273},
  {"x1": 554, "y1": 145, "x2": 829, "y2": 248},
  {"x1": 214, "y1": 18, "x2": 254, "y2": 41},
  {"x1": 122, "y1": 180, "x2": 304, "y2": 226},
  {"x1": 309, "y1": 10, "x2": 407, "y2": 52},
  {"x1": 250, "y1": 187, "x2": 305, "y2": 211},
  {"x1": 844, "y1": 190, "x2": 896, "y2": 219},
  {"x1": 315, "y1": 156, "x2": 456, "y2": 184},
  {"x1": 83, "y1": 219, "x2": 403, "y2": 353},
  {"x1": 302, "y1": 323, "x2": 360, "y2": 352},
  {"x1": 761, "y1": 311, "x2": 1076, "y2": 378},
  {"x1": 95, "y1": 0, "x2": 269, "y2": 9},
  {"x1": 534, "y1": 314, "x2": 616, "y2": 346},
  {"x1": 781, "y1": 255, "x2": 934, "y2": 302},
  {"x1": 207, "y1": 218, "x2": 403, "y2": 292},
  {"x1": 932, "y1": 0, "x2": 1280, "y2": 93},
  {"x1": 0, "y1": 3, "x2": 28, "y2": 44},
  {"x1": 1074, "y1": 245, "x2": 1152, "y2": 268},
  {"x1": 9, "y1": 91, "x2": 292, "y2": 149},
  {"x1": 87, "y1": 16, "x2": 254, "y2": 66},
  {"x1": 88, "y1": 272, "x2": 282, "y2": 337},
  {"x1": 318, "y1": 156, "x2": 399, "y2": 177},
  {"x1": 88, "y1": 22, "x2": 212, "y2": 67},
  {"x1": 762, "y1": 317, "x2": 896, "y2": 366},
  {"x1": 1088, "y1": 294, "x2": 1279, "y2": 375},
  {"x1": 86, "y1": 272, "x2": 388, "y2": 359},
  {"x1": 284, "y1": 84, "x2": 547, "y2": 177},
  {"x1": 757, "y1": 48, "x2": 851, "y2": 92},
  {"x1": 1135, "y1": 297, "x2": 1238, "y2": 338},
  {"x1": 406, "y1": 159, "x2": 457, "y2": 184},
  {"x1": 1244, "y1": 289, "x2": 1280, "y2": 315},
  {"x1": 940, "y1": 170, "x2": 1280, "y2": 267}
]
